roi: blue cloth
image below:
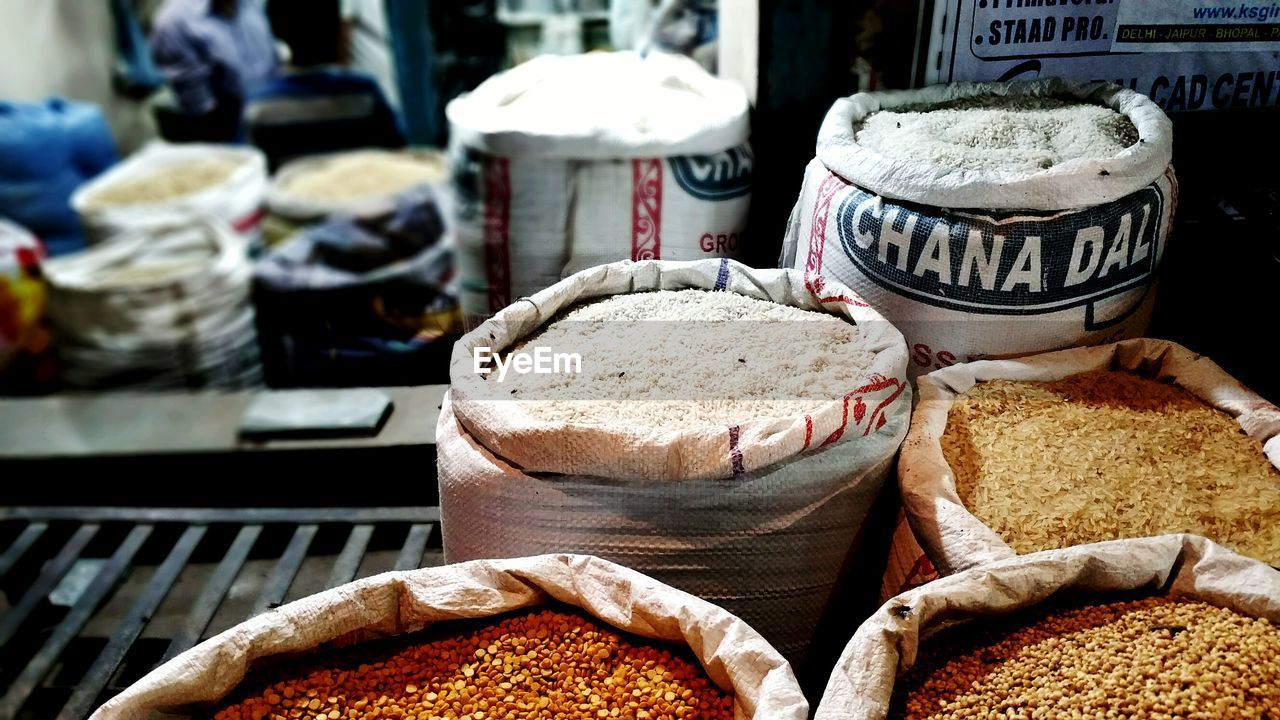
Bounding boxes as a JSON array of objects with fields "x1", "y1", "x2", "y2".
[
  {"x1": 0, "y1": 99, "x2": 118, "y2": 256},
  {"x1": 110, "y1": 0, "x2": 164, "y2": 97},
  {"x1": 253, "y1": 185, "x2": 460, "y2": 387},
  {"x1": 150, "y1": 0, "x2": 279, "y2": 114}
]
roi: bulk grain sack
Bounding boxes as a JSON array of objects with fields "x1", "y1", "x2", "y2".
[
  {"x1": 781, "y1": 79, "x2": 1176, "y2": 378},
  {"x1": 72, "y1": 142, "x2": 268, "y2": 247},
  {"x1": 439, "y1": 258, "x2": 911, "y2": 667},
  {"x1": 447, "y1": 51, "x2": 752, "y2": 326},
  {"x1": 815, "y1": 535, "x2": 1280, "y2": 720},
  {"x1": 893, "y1": 337, "x2": 1280, "y2": 583},
  {"x1": 44, "y1": 218, "x2": 262, "y2": 391},
  {"x1": 90, "y1": 554, "x2": 809, "y2": 720},
  {"x1": 263, "y1": 149, "x2": 449, "y2": 247}
]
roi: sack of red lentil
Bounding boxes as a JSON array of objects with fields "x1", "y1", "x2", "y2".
[
  {"x1": 447, "y1": 51, "x2": 752, "y2": 327},
  {"x1": 439, "y1": 258, "x2": 911, "y2": 667},
  {"x1": 892, "y1": 337, "x2": 1280, "y2": 586},
  {"x1": 816, "y1": 535, "x2": 1280, "y2": 720},
  {"x1": 90, "y1": 554, "x2": 808, "y2": 720},
  {"x1": 780, "y1": 78, "x2": 1176, "y2": 378}
]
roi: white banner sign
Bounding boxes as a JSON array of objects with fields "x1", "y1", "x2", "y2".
[{"x1": 927, "y1": 0, "x2": 1280, "y2": 111}]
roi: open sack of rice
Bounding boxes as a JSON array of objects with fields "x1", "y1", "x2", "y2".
[
  {"x1": 438, "y1": 258, "x2": 910, "y2": 667},
  {"x1": 446, "y1": 51, "x2": 753, "y2": 326},
  {"x1": 43, "y1": 217, "x2": 262, "y2": 391},
  {"x1": 780, "y1": 78, "x2": 1176, "y2": 378},
  {"x1": 72, "y1": 142, "x2": 268, "y2": 247},
  {"x1": 263, "y1": 149, "x2": 449, "y2": 247},
  {"x1": 894, "y1": 337, "x2": 1280, "y2": 581},
  {"x1": 89, "y1": 554, "x2": 808, "y2": 720},
  {"x1": 815, "y1": 535, "x2": 1280, "y2": 720}
]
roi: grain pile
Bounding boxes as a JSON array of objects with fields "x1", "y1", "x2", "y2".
[
  {"x1": 495, "y1": 289, "x2": 874, "y2": 431},
  {"x1": 856, "y1": 96, "x2": 1139, "y2": 174},
  {"x1": 210, "y1": 609, "x2": 734, "y2": 720},
  {"x1": 279, "y1": 151, "x2": 445, "y2": 202},
  {"x1": 942, "y1": 369, "x2": 1280, "y2": 564},
  {"x1": 81, "y1": 158, "x2": 241, "y2": 207},
  {"x1": 890, "y1": 596, "x2": 1280, "y2": 719}
]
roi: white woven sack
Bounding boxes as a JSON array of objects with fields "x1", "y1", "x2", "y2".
[
  {"x1": 439, "y1": 258, "x2": 911, "y2": 665},
  {"x1": 447, "y1": 52, "x2": 752, "y2": 325},
  {"x1": 894, "y1": 338, "x2": 1280, "y2": 580},
  {"x1": 453, "y1": 152, "x2": 575, "y2": 327},
  {"x1": 90, "y1": 554, "x2": 809, "y2": 720},
  {"x1": 72, "y1": 142, "x2": 268, "y2": 246},
  {"x1": 781, "y1": 80, "x2": 1177, "y2": 378},
  {"x1": 266, "y1": 148, "x2": 449, "y2": 222},
  {"x1": 815, "y1": 78, "x2": 1172, "y2": 211},
  {"x1": 816, "y1": 535, "x2": 1280, "y2": 720},
  {"x1": 44, "y1": 217, "x2": 262, "y2": 390}
]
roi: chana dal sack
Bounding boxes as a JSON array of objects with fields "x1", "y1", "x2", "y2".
[
  {"x1": 815, "y1": 535, "x2": 1280, "y2": 720},
  {"x1": 893, "y1": 337, "x2": 1280, "y2": 581},
  {"x1": 90, "y1": 554, "x2": 808, "y2": 720},
  {"x1": 780, "y1": 78, "x2": 1176, "y2": 379}
]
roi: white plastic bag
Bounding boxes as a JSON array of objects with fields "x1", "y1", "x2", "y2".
[
  {"x1": 895, "y1": 338, "x2": 1280, "y2": 578},
  {"x1": 90, "y1": 554, "x2": 810, "y2": 720},
  {"x1": 439, "y1": 258, "x2": 911, "y2": 664},
  {"x1": 781, "y1": 79, "x2": 1177, "y2": 378},
  {"x1": 72, "y1": 142, "x2": 268, "y2": 246},
  {"x1": 447, "y1": 52, "x2": 752, "y2": 325},
  {"x1": 816, "y1": 535, "x2": 1280, "y2": 720},
  {"x1": 43, "y1": 217, "x2": 261, "y2": 390}
]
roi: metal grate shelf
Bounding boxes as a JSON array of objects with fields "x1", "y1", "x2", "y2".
[{"x1": 0, "y1": 507, "x2": 444, "y2": 720}]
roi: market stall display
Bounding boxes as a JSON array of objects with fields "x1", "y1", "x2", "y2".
[
  {"x1": 439, "y1": 258, "x2": 910, "y2": 665},
  {"x1": 815, "y1": 535, "x2": 1280, "y2": 720},
  {"x1": 72, "y1": 142, "x2": 268, "y2": 247},
  {"x1": 43, "y1": 218, "x2": 262, "y2": 391},
  {"x1": 88, "y1": 554, "x2": 809, "y2": 720},
  {"x1": 447, "y1": 51, "x2": 753, "y2": 326},
  {"x1": 781, "y1": 79, "x2": 1176, "y2": 378},
  {"x1": 896, "y1": 338, "x2": 1280, "y2": 577}
]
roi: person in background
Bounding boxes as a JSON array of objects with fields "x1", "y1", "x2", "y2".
[
  {"x1": 149, "y1": 0, "x2": 280, "y2": 141},
  {"x1": 267, "y1": 0, "x2": 341, "y2": 68},
  {"x1": 340, "y1": 0, "x2": 400, "y2": 110}
]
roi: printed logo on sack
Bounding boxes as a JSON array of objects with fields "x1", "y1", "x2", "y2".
[
  {"x1": 669, "y1": 146, "x2": 753, "y2": 201},
  {"x1": 834, "y1": 184, "x2": 1166, "y2": 317}
]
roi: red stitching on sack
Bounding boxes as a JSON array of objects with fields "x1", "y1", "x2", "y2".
[
  {"x1": 822, "y1": 373, "x2": 907, "y2": 446},
  {"x1": 805, "y1": 173, "x2": 869, "y2": 308},
  {"x1": 483, "y1": 157, "x2": 512, "y2": 312},
  {"x1": 904, "y1": 553, "x2": 938, "y2": 586},
  {"x1": 231, "y1": 207, "x2": 266, "y2": 234},
  {"x1": 802, "y1": 415, "x2": 813, "y2": 451},
  {"x1": 631, "y1": 159, "x2": 663, "y2": 261}
]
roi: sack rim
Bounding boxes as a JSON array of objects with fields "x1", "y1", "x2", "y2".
[{"x1": 816, "y1": 78, "x2": 1174, "y2": 211}]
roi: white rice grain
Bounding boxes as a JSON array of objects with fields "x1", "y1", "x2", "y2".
[
  {"x1": 856, "y1": 96, "x2": 1139, "y2": 174},
  {"x1": 495, "y1": 289, "x2": 874, "y2": 431}
]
